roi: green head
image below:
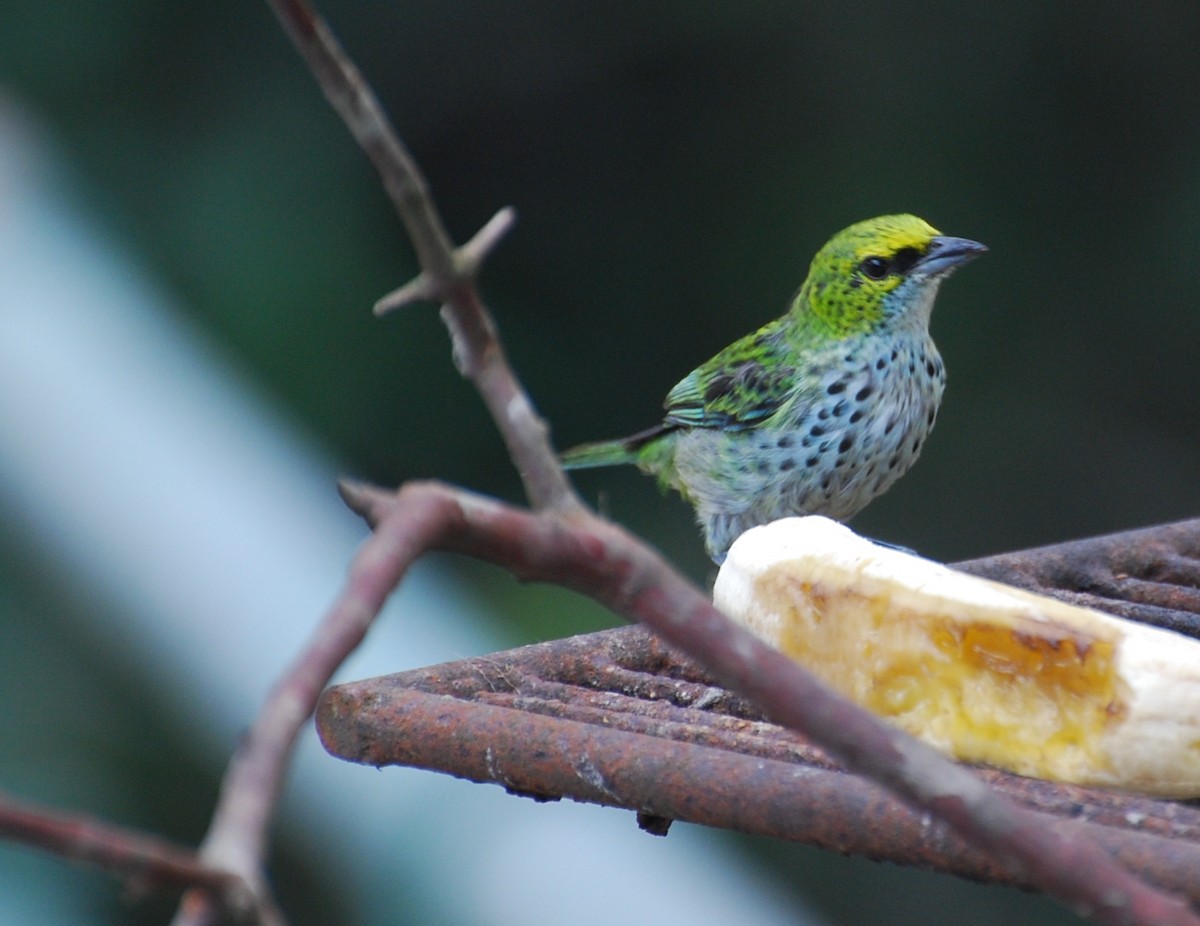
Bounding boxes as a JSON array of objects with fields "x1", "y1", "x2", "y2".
[{"x1": 794, "y1": 215, "x2": 986, "y2": 337}]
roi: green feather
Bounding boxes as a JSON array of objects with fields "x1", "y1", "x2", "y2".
[
  {"x1": 559, "y1": 438, "x2": 639, "y2": 470},
  {"x1": 662, "y1": 322, "x2": 797, "y2": 430},
  {"x1": 560, "y1": 424, "x2": 671, "y2": 470}
]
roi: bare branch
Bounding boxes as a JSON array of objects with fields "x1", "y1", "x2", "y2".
[
  {"x1": 0, "y1": 790, "x2": 258, "y2": 913},
  {"x1": 265, "y1": 0, "x2": 576, "y2": 515},
  {"x1": 171, "y1": 3, "x2": 572, "y2": 920},
  {"x1": 170, "y1": 484, "x2": 458, "y2": 926}
]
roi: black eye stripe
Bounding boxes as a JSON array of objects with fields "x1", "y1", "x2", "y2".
[{"x1": 891, "y1": 247, "x2": 921, "y2": 274}]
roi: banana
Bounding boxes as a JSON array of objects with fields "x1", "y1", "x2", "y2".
[{"x1": 712, "y1": 516, "x2": 1200, "y2": 797}]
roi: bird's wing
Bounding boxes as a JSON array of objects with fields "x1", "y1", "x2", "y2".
[{"x1": 663, "y1": 328, "x2": 795, "y2": 431}]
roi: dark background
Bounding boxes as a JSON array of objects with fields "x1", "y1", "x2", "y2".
[{"x1": 2, "y1": 1, "x2": 1198, "y2": 923}]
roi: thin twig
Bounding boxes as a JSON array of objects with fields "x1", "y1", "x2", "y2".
[
  {"x1": 171, "y1": 8, "x2": 574, "y2": 918},
  {"x1": 267, "y1": 0, "x2": 577, "y2": 515},
  {"x1": 171, "y1": 489, "x2": 454, "y2": 926},
  {"x1": 0, "y1": 790, "x2": 249, "y2": 907}
]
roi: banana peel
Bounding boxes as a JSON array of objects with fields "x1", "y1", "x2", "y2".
[{"x1": 712, "y1": 516, "x2": 1200, "y2": 798}]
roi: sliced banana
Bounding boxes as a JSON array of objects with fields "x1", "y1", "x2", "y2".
[{"x1": 712, "y1": 516, "x2": 1200, "y2": 797}]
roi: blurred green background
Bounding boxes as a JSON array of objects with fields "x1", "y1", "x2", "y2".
[{"x1": 2, "y1": 1, "x2": 1198, "y2": 923}]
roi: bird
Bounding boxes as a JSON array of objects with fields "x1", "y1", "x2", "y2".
[{"x1": 560, "y1": 214, "x2": 986, "y2": 563}]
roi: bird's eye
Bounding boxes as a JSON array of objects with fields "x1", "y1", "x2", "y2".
[{"x1": 860, "y1": 256, "x2": 890, "y2": 280}]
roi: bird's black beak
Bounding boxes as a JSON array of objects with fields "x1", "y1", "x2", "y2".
[{"x1": 917, "y1": 236, "x2": 988, "y2": 277}]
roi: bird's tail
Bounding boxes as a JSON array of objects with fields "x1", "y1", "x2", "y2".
[{"x1": 560, "y1": 425, "x2": 670, "y2": 470}]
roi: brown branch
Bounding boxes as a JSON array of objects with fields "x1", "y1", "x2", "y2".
[
  {"x1": 170, "y1": 485, "x2": 457, "y2": 926},
  {"x1": 171, "y1": 6, "x2": 572, "y2": 919},
  {"x1": 266, "y1": 0, "x2": 577, "y2": 516},
  {"x1": 0, "y1": 789, "x2": 257, "y2": 911}
]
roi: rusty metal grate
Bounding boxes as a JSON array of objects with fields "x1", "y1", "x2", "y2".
[{"x1": 317, "y1": 519, "x2": 1200, "y2": 897}]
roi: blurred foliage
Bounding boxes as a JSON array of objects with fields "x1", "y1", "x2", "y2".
[{"x1": 3, "y1": 1, "x2": 1199, "y2": 923}]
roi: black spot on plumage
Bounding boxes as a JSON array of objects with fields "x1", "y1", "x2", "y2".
[
  {"x1": 855, "y1": 385, "x2": 873, "y2": 402},
  {"x1": 926, "y1": 409, "x2": 936, "y2": 427},
  {"x1": 884, "y1": 418, "x2": 897, "y2": 436},
  {"x1": 849, "y1": 410, "x2": 864, "y2": 423},
  {"x1": 703, "y1": 373, "x2": 733, "y2": 404},
  {"x1": 875, "y1": 357, "x2": 887, "y2": 371},
  {"x1": 817, "y1": 408, "x2": 830, "y2": 421},
  {"x1": 780, "y1": 458, "x2": 797, "y2": 472},
  {"x1": 925, "y1": 359, "x2": 937, "y2": 378},
  {"x1": 703, "y1": 360, "x2": 768, "y2": 404},
  {"x1": 809, "y1": 424, "x2": 827, "y2": 437},
  {"x1": 806, "y1": 455, "x2": 820, "y2": 468},
  {"x1": 838, "y1": 436, "x2": 854, "y2": 454},
  {"x1": 756, "y1": 459, "x2": 771, "y2": 474},
  {"x1": 827, "y1": 380, "x2": 847, "y2": 395},
  {"x1": 777, "y1": 434, "x2": 794, "y2": 449},
  {"x1": 832, "y1": 401, "x2": 848, "y2": 417},
  {"x1": 888, "y1": 453, "x2": 901, "y2": 470}
]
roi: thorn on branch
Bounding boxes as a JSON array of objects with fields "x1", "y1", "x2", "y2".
[
  {"x1": 375, "y1": 206, "x2": 517, "y2": 315},
  {"x1": 337, "y1": 478, "x2": 394, "y2": 525}
]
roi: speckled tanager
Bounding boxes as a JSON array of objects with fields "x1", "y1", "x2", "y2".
[{"x1": 561, "y1": 214, "x2": 986, "y2": 562}]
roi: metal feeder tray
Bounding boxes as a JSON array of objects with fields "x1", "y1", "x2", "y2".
[{"x1": 317, "y1": 520, "x2": 1200, "y2": 899}]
